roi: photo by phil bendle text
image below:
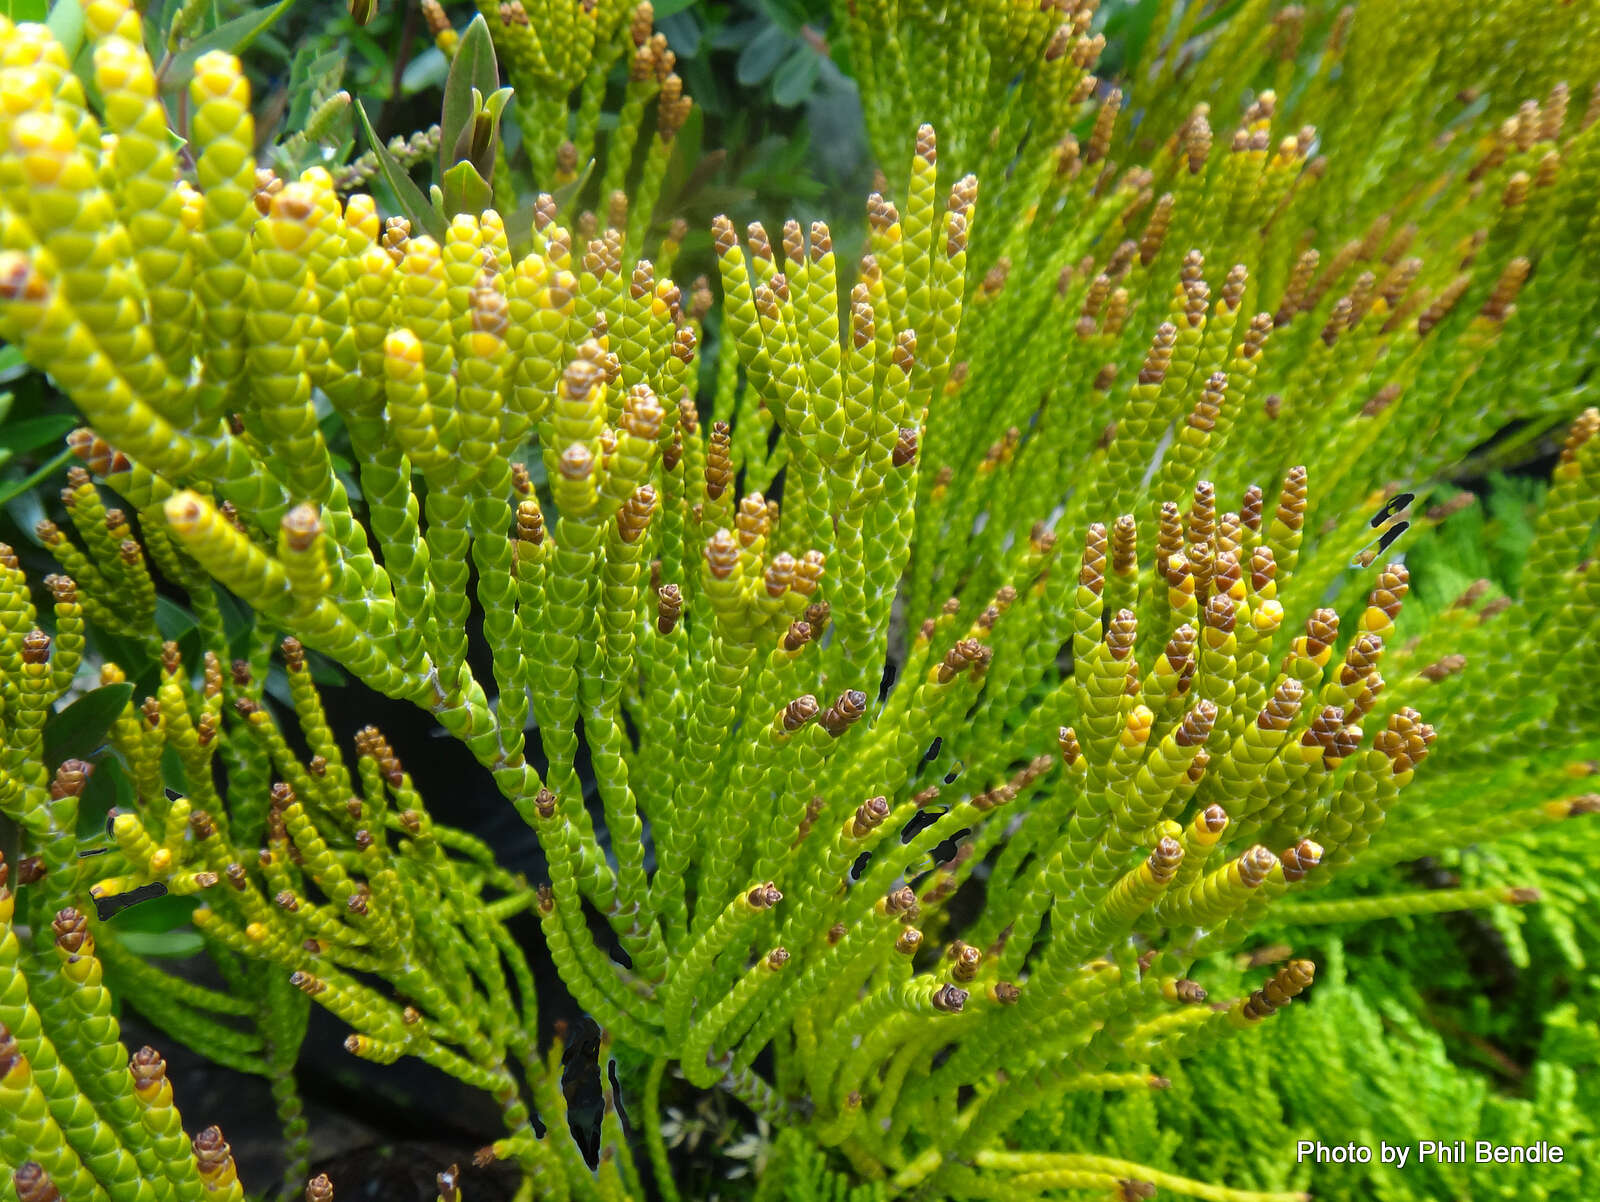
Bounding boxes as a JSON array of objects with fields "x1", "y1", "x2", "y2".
[{"x1": 1296, "y1": 1141, "x2": 1567, "y2": 1165}]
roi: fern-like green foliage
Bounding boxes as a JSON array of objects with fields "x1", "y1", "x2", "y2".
[
  {"x1": 0, "y1": 0, "x2": 1598, "y2": 1200},
  {"x1": 1016, "y1": 940, "x2": 1600, "y2": 1202}
]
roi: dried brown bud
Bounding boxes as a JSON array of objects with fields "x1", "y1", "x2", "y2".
[
  {"x1": 12, "y1": 1164, "x2": 61, "y2": 1202},
  {"x1": 819, "y1": 690, "x2": 868, "y2": 737},
  {"x1": 747, "y1": 882, "x2": 781, "y2": 909},
  {"x1": 1139, "y1": 323, "x2": 1177, "y2": 385},
  {"x1": 850, "y1": 796, "x2": 891, "y2": 837},
  {"x1": 1275, "y1": 465, "x2": 1308, "y2": 533},
  {"x1": 655, "y1": 584, "x2": 683, "y2": 635},
  {"x1": 704, "y1": 529, "x2": 739, "y2": 580},
  {"x1": 1183, "y1": 277, "x2": 1209, "y2": 327},
  {"x1": 1418, "y1": 274, "x2": 1472, "y2": 335},
  {"x1": 705, "y1": 422, "x2": 732, "y2": 500},
  {"x1": 1480, "y1": 256, "x2": 1530, "y2": 323},
  {"x1": 893, "y1": 426, "x2": 919, "y2": 468},
  {"x1": 192, "y1": 1127, "x2": 234, "y2": 1172},
  {"x1": 530, "y1": 788, "x2": 558, "y2": 821},
  {"x1": 1241, "y1": 959, "x2": 1315, "y2": 1021},
  {"x1": 1203, "y1": 592, "x2": 1236, "y2": 634},
  {"x1": 1176, "y1": 700, "x2": 1217, "y2": 747},
  {"x1": 804, "y1": 600, "x2": 831, "y2": 634},
  {"x1": 48, "y1": 759, "x2": 91, "y2": 801},
  {"x1": 17, "y1": 628, "x2": 50, "y2": 665},
  {"x1": 931, "y1": 983, "x2": 968, "y2": 1013},
  {"x1": 1258, "y1": 678, "x2": 1304, "y2": 731},
  {"x1": 1148, "y1": 837, "x2": 1184, "y2": 884},
  {"x1": 1185, "y1": 113, "x2": 1212, "y2": 174},
  {"x1": 53, "y1": 907, "x2": 90, "y2": 955},
  {"x1": 1281, "y1": 839, "x2": 1323, "y2": 883},
  {"x1": 1238, "y1": 845, "x2": 1279, "y2": 888},
  {"x1": 1080, "y1": 522, "x2": 1108, "y2": 593},
  {"x1": 780, "y1": 695, "x2": 819, "y2": 733},
  {"x1": 1107, "y1": 609, "x2": 1137, "y2": 660},
  {"x1": 617, "y1": 486, "x2": 658, "y2": 545}
]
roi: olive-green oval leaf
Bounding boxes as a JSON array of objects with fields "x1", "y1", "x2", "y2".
[
  {"x1": 43, "y1": 682, "x2": 135, "y2": 768},
  {"x1": 161, "y1": 0, "x2": 298, "y2": 94},
  {"x1": 552, "y1": 156, "x2": 595, "y2": 215},
  {"x1": 440, "y1": 14, "x2": 500, "y2": 179},
  {"x1": 4, "y1": 0, "x2": 50, "y2": 24},
  {"x1": 0, "y1": 445, "x2": 75, "y2": 506},
  {"x1": 111, "y1": 928, "x2": 207, "y2": 958},
  {"x1": 442, "y1": 159, "x2": 494, "y2": 219},
  {"x1": 355, "y1": 99, "x2": 446, "y2": 241},
  {"x1": 0, "y1": 414, "x2": 77, "y2": 456},
  {"x1": 772, "y1": 48, "x2": 820, "y2": 107},
  {"x1": 44, "y1": 0, "x2": 84, "y2": 62},
  {"x1": 736, "y1": 25, "x2": 791, "y2": 87}
]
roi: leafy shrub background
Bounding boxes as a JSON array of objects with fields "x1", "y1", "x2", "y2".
[{"x1": 0, "y1": 1, "x2": 1595, "y2": 1199}]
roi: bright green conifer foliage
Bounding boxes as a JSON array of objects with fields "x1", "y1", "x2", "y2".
[{"x1": 0, "y1": 0, "x2": 1597, "y2": 1200}]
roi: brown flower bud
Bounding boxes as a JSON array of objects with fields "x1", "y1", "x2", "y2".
[
  {"x1": 12, "y1": 1164, "x2": 61, "y2": 1202},
  {"x1": 705, "y1": 422, "x2": 732, "y2": 500},
  {"x1": 1480, "y1": 256, "x2": 1530, "y2": 323},
  {"x1": 1080, "y1": 522, "x2": 1108, "y2": 593},
  {"x1": 535, "y1": 788, "x2": 558, "y2": 820},
  {"x1": 1107, "y1": 609, "x2": 1137, "y2": 660},
  {"x1": 1238, "y1": 845, "x2": 1279, "y2": 888},
  {"x1": 893, "y1": 426, "x2": 920, "y2": 468},
  {"x1": 53, "y1": 907, "x2": 90, "y2": 955},
  {"x1": 656, "y1": 584, "x2": 683, "y2": 634},
  {"x1": 1418, "y1": 274, "x2": 1471, "y2": 335},
  {"x1": 931, "y1": 983, "x2": 968, "y2": 1013},
  {"x1": 192, "y1": 1126, "x2": 235, "y2": 1172},
  {"x1": 1241, "y1": 959, "x2": 1315, "y2": 1020},
  {"x1": 1185, "y1": 113, "x2": 1212, "y2": 174},
  {"x1": 780, "y1": 695, "x2": 819, "y2": 733},
  {"x1": 1280, "y1": 839, "x2": 1323, "y2": 883},
  {"x1": 1419, "y1": 653, "x2": 1467, "y2": 682},
  {"x1": 617, "y1": 486, "x2": 658, "y2": 545},
  {"x1": 819, "y1": 690, "x2": 867, "y2": 737},
  {"x1": 1258, "y1": 678, "x2": 1304, "y2": 731},
  {"x1": 704, "y1": 529, "x2": 739, "y2": 580},
  {"x1": 1149, "y1": 837, "x2": 1184, "y2": 884},
  {"x1": 1203, "y1": 592, "x2": 1236, "y2": 634},
  {"x1": 1176, "y1": 700, "x2": 1217, "y2": 747},
  {"x1": 850, "y1": 796, "x2": 891, "y2": 838},
  {"x1": 49, "y1": 760, "x2": 91, "y2": 801}
]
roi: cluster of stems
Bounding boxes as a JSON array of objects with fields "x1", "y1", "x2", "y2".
[
  {"x1": 415, "y1": 0, "x2": 694, "y2": 255},
  {"x1": 1, "y1": 1, "x2": 1598, "y2": 1200}
]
